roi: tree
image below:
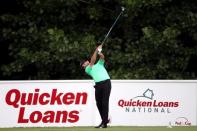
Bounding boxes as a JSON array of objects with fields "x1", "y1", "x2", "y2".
[
  {"x1": 0, "y1": 0, "x2": 197, "y2": 79},
  {"x1": 107, "y1": 0, "x2": 197, "y2": 79}
]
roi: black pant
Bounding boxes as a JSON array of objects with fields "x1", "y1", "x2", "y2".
[{"x1": 94, "y1": 79, "x2": 111, "y2": 124}]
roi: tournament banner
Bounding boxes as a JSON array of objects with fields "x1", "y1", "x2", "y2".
[
  {"x1": 0, "y1": 80, "x2": 96, "y2": 127},
  {"x1": 0, "y1": 80, "x2": 197, "y2": 127},
  {"x1": 110, "y1": 80, "x2": 197, "y2": 126}
]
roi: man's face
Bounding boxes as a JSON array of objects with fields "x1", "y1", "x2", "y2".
[{"x1": 82, "y1": 61, "x2": 89, "y2": 69}]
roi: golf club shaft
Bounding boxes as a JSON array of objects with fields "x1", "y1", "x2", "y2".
[{"x1": 101, "y1": 10, "x2": 124, "y2": 46}]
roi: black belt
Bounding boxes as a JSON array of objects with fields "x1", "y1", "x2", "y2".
[{"x1": 95, "y1": 79, "x2": 110, "y2": 85}]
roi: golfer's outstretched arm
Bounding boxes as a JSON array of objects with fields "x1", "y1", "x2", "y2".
[
  {"x1": 89, "y1": 49, "x2": 97, "y2": 67},
  {"x1": 90, "y1": 45, "x2": 102, "y2": 67}
]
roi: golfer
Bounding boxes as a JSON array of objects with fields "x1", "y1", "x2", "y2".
[{"x1": 81, "y1": 44, "x2": 111, "y2": 128}]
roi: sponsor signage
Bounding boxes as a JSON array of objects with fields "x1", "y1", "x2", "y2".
[
  {"x1": 110, "y1": 81, "x2": 197, "y2": 126},
  {"x1": 0, "y1": 80, "x2": 197, "y2": 127},
  {"x1": 5, "y1": 88, "x2": 87, "y2": 123},
  {"x1": 118, "y1": 88, "x2": 179, "y2": 113},
  {"x1": 0, "y1": 81, "x2": 95, "y2": 127},
  {"x1": 175, "y1": 117, "x2": 191, "y2": 126}
]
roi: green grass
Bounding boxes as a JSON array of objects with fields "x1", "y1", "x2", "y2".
[{"x1": 0, "y1": 126, "x2": 197, "y2": 131}]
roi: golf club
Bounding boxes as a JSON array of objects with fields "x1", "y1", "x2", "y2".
[{"x1": 98, "y1": 6, "x2": 125, "y2": 53}]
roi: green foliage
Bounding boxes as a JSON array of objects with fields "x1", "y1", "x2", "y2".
[{"x1": 0, "y1": 0, "x2": 197, "y2": 79}]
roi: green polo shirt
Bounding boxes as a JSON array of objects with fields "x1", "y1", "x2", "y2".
[{"x1": 85, "y1": 59, "x2": 110, "y2": 82}]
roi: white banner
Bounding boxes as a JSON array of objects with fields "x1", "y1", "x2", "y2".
[
  {"x1": 0, "y1": 80, "x2": 196, "y2": 127},
  {"x1": 110, "y1": 80, "x2": 197, "y2": 126},
  {"x1": 0, "y1": 80, "x2": 96, "y2": 127}
]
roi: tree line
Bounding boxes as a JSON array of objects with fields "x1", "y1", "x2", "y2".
[{"x1": 0, "y1": 0, "x2": 197, "y2": 79}]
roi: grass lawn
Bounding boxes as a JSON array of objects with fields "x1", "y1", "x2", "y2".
[{"x1": 0, "y1": 126, "x2": 197, "y2": 131}]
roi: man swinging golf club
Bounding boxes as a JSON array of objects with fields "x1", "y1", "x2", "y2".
[
  {"x1": 81, "y1": 44, "x2": 111, "y2": 128},
  {"x1": 81, "y1": 6, "x2": 125, "y2": 128}
]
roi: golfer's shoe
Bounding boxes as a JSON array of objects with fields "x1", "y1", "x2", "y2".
[{"x1": 95, "y1": 123, "x2": 107, "y2": 128}]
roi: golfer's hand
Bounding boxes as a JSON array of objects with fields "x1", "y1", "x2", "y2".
[
  {"x1": 97, "y1": 45, "x2": 102, "y2": 52},
  {"x1": 97, "y1": 45, "x2": 102, "y2": 49}
]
